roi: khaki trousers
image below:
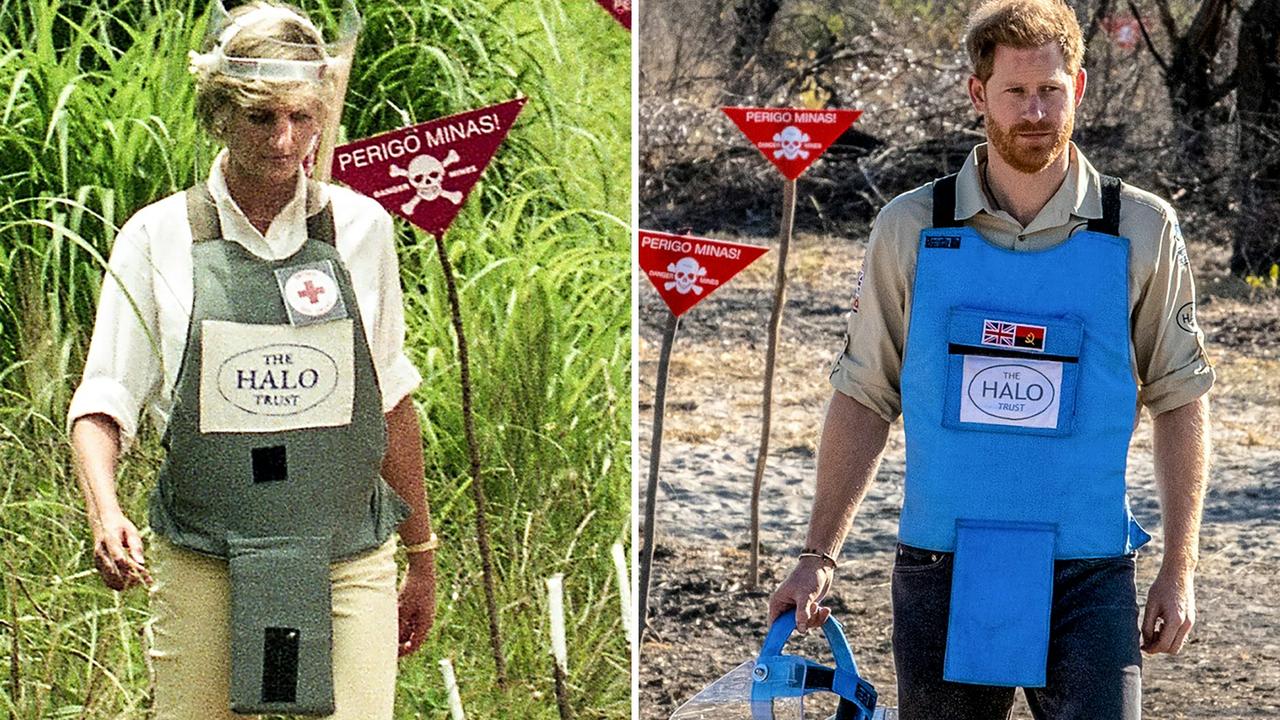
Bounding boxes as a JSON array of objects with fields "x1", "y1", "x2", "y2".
[{"x1": 147, "y1": 535, "x2": 399, "y2": 719}]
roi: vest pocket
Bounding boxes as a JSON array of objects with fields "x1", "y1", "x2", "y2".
[
  {"x1": 227, "y1": 534, "x2": 335, "y2": 715},
  {"x1": 941, "y1": 307, "x2": 1083, "y2": 437}
]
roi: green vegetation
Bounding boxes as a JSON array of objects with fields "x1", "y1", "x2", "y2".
[{"x1": 0, "y1": 0, "x2": 630, "y2": 717}]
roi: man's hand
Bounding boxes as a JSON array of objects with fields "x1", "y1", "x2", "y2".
[
  {"x1": 1144, "y1": 396, "x2": 1209, "y2": 655},
  {"x1": 397, "y1": 555, "x2": 437, "y2": 657},
  {"x1": 768, "y1": 557, "x2": 836, "y2": 632},
  {"x1": 91, "y1": 511, "x2": 151, "y2": 591},
  {"x1": 1142, "y1": 564, "x2": 1195, "y2": 654}
]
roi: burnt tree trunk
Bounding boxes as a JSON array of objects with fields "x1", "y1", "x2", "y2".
[
  {"x1": 727, "y1": 0, "x2": 782, "y2": 99},
  {"x1": 1232, "y1": 0, "x2": 1280, "y2": 275},
  {"x1": 1132, "y1": 0, "x2": 1236, "y2": 168}
]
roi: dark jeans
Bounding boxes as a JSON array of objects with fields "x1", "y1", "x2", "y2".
[{"x1": 891, "y1": 543, "x2": 1142, "y2": 720}]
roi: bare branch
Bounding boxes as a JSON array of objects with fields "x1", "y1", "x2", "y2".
[
  {"x1": 1129, "y1": 1, "x2": 1171, "y2": 76},
  {"x1": 1209, "y1": 68, "x2": 1239, "y2": 104},
  {"x1": 1185, "y1": 0, "x2": 1232, "y2": 54},
  {"x1": 1084, "y1": 0, "x2": 1114, "y2": 47},
  {"x1": 1150, "y1": 0, "x2": 1179, "y2": 44}
]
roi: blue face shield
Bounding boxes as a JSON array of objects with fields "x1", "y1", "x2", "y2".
[{"x1": 670, "y1": 613, "x2": 890, "y2": 720}]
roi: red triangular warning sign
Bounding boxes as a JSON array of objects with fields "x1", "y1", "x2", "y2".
[
  {"x1": 722, "y1": 106, "x2": 862, "y2": 180},
  {"x1": 594, "y1": 0, "x2": 630, "y2": 29},
  {"x1": 639, "y1": 230, "x2": 769, "y2": 317},
  {"x1": 331, "y1": 98, "x2": 527, "y2": 237}
]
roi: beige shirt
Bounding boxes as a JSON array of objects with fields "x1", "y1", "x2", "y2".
[{"x1": 829, "y1": 142, "x2": 1214, "y2": 422}]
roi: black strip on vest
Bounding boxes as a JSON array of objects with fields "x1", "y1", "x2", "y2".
[
  {"x1": 251, "y1": 445, "x2": 288, "y2": 483},
  {"x1": 931, "y1": 174, "x2": 961, "y2": 229},
  {"x1": 948, "y1": 343, "x2": 1080, "y2": 364},
  {"x1": 261, "y1": 627, "x2": 300, "y2": 703},
  {"x1": 1087, "y1": 175, "x2": 1122, "y2": 236}
]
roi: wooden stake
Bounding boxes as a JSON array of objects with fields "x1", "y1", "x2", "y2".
[
  {"x1": 438, "y1": 658, "x2": 467, "y2": 720},
  {"x1": 750, "y1": 177, "x2": 797, "y2": 589},
  {"x1": 638, "y1": 311, "x2": 679, "y2": 634},
  {"x1": 547, "y1": 574, "x2": 572, "y2": 720},
  {"x1": 7, "y1": 569, "x2": 19, "y2": 720},
  {"x1": 432, "y1": 230, "x2": 508, "y2": 688},
  {"x1": 611, "y1": 542, "x2": 634, "y2": 653}
]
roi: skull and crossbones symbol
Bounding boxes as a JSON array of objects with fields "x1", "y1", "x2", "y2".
[
  {"x1": 773, "y1": 126, "x2": 810, "y2": 160},
  {"x1": 664, "y1": 256, "x2": 707, "y2": 295},
  {"x1": 389, "y1": 150, "x2": 463, "y2": 215}
]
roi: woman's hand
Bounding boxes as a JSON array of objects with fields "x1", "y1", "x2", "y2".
[
  {"x1": 397, "y1": 553, "x2": 437, "y2": 657},
  {"x1": 92, "y1": 511, "x2": 152, "y2": 591},
  {"x1": 72, "y1": 415, "x2": 150, "y2": 591}
]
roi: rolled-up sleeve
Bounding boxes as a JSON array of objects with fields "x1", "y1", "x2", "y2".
[
  {"x1": 1132, "y1": 206, "x2": 1215, "y2": 415},
  {"x1": 66, "y1": 221, "x2": 163, "y2": 446},
  {"x1": 828, "y1": 200, "x2": 916, "y2": 422},
  {"x1": 366, "y1": 211, "x2": 422, "y2": 412}
]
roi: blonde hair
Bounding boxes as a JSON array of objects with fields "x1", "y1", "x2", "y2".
[
  {"x1": 192, "y1": 2, "x2": 336, "y2": 137},
  {"x1": 965, "y1": 0, "x2": 1084, "y2": 82}
]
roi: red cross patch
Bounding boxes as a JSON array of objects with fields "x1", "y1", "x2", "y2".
[{"x1": 284, "y1": 268, "x2": 339, "y2": 317}]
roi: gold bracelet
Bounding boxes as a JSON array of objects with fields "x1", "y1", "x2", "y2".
[
  {"x1": 402, "y1": 532, "x2": 439, "y2": 554},
  {"x1": 798, "y1": 548, "x2": 838, "y2": 569}
]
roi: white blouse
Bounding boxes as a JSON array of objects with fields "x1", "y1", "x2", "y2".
[{"x1": 67, "y1": 151, "x2": 422, "y2": 448}]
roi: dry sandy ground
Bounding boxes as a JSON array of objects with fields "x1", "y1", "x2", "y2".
[{"x1": 637, "y1": 231, "x2": 1280, "y2": 719}]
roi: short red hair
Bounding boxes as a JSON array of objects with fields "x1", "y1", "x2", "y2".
[{"x1": 965, "y1": 0, "x2": 1084, "y2": 81}]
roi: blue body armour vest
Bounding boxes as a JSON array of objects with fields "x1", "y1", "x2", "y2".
[
  {"x1": 896, "y1": 174, "x2": 1151, "y2": 688},
  {"x1": 899, "y1": 174, "x2": 1150, "y2": 559}
]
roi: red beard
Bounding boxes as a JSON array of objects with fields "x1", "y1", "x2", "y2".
[{"x1": 986, "y1": 114, "x2": 1074, "y2": 174}]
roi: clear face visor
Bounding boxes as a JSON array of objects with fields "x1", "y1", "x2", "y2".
[
  {"x1": 192, "y1": 0, "x2": 360, "y2": 81},
  {"x1": 668, "y1": 659, "x2": 896, "y2": 720},
  {"x1": 190, "y1": 0, "x2": 361, "y2": 180},
  {"x1": 669, "y1": 660, "x2": 805, "y2": 720}
]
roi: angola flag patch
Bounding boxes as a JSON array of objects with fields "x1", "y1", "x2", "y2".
[{"x1": 982, "y1": 319, "x2": 1046, "y2": 351}]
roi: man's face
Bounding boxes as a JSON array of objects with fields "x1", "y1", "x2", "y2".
[{"x1": 968, "y1": 42, "x2": 1085, "y2": 174}]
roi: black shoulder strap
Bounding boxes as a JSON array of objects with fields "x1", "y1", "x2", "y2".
[
  {"x1": 185, "y1": 180, "x2": 336, "y2": 247},
  {"x1": 1087, "y1": 174, "x2": 1122, "y2": 236},
  {"x1": 931, "y1": 173, "x2": 961, "y2": 228},
  {"x1": 185, "y1": 182, "x2": 221, "y2": 243}
]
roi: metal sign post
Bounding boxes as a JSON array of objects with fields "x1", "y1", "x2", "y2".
[
  {"x1": 637, "y1": 230, "x2": 770, "y2": 631},
  {"x1": 749, "y1": 176, "x2": 796, "y2": 588},
  {"x1": 722, "y1": 107, "x2": 862, "y2": 587},
  {"x1": 332, "y1": 98, "x2": 528, "y2": 688},
  {"x1": 638, "y1": 310, "x2": 678, "y2": 636}
]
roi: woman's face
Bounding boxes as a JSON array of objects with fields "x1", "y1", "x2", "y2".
[{"x1": 221, "y1": 99, "x2": 322, "y2": 188}]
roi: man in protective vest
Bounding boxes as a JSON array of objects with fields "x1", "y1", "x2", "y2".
[{"x1": 768, "y1": 1, "x2": 1214, "y2": 718}]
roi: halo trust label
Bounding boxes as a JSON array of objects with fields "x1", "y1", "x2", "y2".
[
  {"x1": 958, "y1": 356, "x2": 1062, "y2": 429},
  {"x1": 217, "y1": 343, "x2": 338, "y2": 415},
  {"x1": 199, "y1": 320, "x2": 355, "y2": 433}
]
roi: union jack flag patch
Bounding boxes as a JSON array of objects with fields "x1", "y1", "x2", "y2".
[
  {"x1": 982, "y1": 319, "x2": 1047, "y2": 351},
  {"x1": 982, "y1": 320, "x2": 1016, "y2": 347}
]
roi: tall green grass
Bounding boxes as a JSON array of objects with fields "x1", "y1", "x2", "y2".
[{"x1": 0, "y1": 0, "x2": 630, "y2": 717}]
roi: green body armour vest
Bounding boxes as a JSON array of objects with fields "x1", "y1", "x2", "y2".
[{"x1": 149, "y1": 183, "x2": 410, "y2": 715}]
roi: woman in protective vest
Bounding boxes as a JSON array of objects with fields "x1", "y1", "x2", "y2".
[{"x1": 67, "y1": 2, "x2": 437, "y2": 717}]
